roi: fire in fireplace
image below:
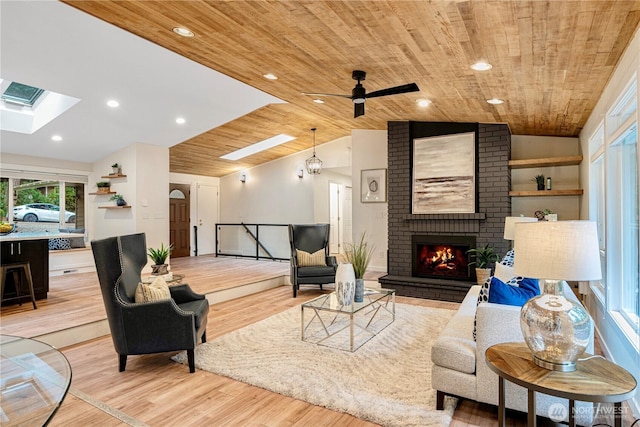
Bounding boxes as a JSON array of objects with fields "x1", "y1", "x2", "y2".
[{"x1": 412, "y1": 235, "x2": 476, "y2": 281}]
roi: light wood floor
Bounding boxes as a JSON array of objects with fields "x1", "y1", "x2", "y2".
[{"x1": 0, "y1": 255, "x2": 596, "y2": 427}]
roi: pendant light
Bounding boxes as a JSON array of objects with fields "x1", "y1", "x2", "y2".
[{"x1": 305, "y1": 127, "x2": 322, "y2": 175}]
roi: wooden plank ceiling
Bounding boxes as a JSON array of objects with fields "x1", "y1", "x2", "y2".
[{"x1": 63, "y1": 1, "x2": 640, "y2": 178}]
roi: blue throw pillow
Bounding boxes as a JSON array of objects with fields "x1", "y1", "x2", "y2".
[{"x1": 487, "y1": 276, "x2": 539, "y2": 306}]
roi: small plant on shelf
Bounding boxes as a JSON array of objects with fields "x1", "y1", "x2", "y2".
[
  {"x1": 96, "y1": 181, "x2": 111, "y2": 193},
  {"x1": 109, "y1": 194, "x2": 127, "y2": 206},
  {"x1": 147, "y1": 243, "x2": 173, "y2": 275},
  {"x1": 111, "y1": 163, "x2": 120, "y2": 174},
  {"x1": 532, "y1": 174, "x2": 545, "y2": 190}
]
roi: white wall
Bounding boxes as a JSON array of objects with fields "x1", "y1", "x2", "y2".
[
  {"x1": 351, "y1": 129, "x2": 388, "y2": 272},
  {"x1": 579, "y1": 26, "x2": 640, "y2": 415},
  {"x1": 219, "y1": 137, "x2": 352, "y2": 258},
  {"x1": 91, "y1": 143, "x2": 169, "y2": 262}
]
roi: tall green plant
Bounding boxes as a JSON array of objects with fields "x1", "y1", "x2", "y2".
[{"x1": 344, "y1": 232, "x2": 375, "y2": 279}]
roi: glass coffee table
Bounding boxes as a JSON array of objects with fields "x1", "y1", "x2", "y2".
[
  {"x1": 301, "y1": 288, "x2": 395, "y2": 352},
  {"x1": 0, "y1": 335, "x2": 72, "y2": 426}
]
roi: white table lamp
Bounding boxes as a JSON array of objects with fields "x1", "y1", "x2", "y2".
[
  {"x1": 503, "y1": 216, "x2": 538, "y2": 241},
  {"x1": 514, "y1": 221, "x2": 601, "y2": 371}
]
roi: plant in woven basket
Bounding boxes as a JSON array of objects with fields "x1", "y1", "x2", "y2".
[
  {"x1": 467, "y1": 244, "x2": 499, "y2": 285},
  {"x1": 147, "y1": 243, "x2": 173, "y2": 275}
]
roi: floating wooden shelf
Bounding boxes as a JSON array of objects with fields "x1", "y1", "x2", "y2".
[
  {"x1": 508, "y1": 155, "x2": 583, "y2": 169},
  {"x1": 101, "y1": 173, "x2": 127, "y2": 179},
  {"x1": 89, "y1": 191, "x2": 116, "y2": 195},
  {"x1": 98, "y1": 206, "x2": 131, "y2": 209},
  {"x1": 509, "y1": 189, "x2": 584, "y2": 197}
]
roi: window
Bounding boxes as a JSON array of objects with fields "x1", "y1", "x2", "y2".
[
  {"x1": 608, "y1": 125, "x2": 639, "y2": 331},
  {"x1": 1, "y1": 82, "x2": 44, "y2": 107},
  {"x1": 589, "y1": 125, "x2": 606, "y2": 300},
  {"x1": 1, "y1": 174, "x2": 86, "y2": 233},
  {"x1": 604, "y1": 76, "x2": 639, "y2": 338}
]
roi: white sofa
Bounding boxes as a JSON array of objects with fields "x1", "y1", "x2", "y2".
[{"x1": 431, "y1": 282, "x2": 594, "y2": 425}]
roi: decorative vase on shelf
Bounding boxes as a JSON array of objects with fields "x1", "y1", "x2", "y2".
[
  {"x1": 335, "y1": 263, "x2": 355, "y2": 306},
  {"x1": 116, "y1": 198, "x2": 127, "y2": 206}
]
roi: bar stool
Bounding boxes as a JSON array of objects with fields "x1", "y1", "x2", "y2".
[{"x1": 0, "y1": 262, "x2": 37, "y2": 309}]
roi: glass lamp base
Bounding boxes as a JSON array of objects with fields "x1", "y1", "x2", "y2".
[{"x1": 520, "y1": 280, "x2": 592, "y2": 373}]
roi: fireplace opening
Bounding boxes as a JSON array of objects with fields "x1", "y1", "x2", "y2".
[{"x1": 412, "y1": 235, "x2": 476, "y2": 281}]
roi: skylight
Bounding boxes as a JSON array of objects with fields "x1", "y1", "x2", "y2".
[
  {"x1": 0, "y1": 78, "x2": 80, "y2": 134},
  {"x1": 221, "y1": 134, "x2": 295, "y2": 161},
  {"x1": 2, "y1": 81, "x2": 45, "y2": 106}
]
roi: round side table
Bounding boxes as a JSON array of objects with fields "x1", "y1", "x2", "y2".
[{"x1": 486, "y1": 342, "x2": 637, "y2": 427}]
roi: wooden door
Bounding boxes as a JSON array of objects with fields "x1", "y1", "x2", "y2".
[{"x1": 169, "y1": 184, "x2": 190, "y2": 258}]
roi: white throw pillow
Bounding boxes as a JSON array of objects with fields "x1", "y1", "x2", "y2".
[{"x1": 494, "y1": 262, "x2": 516, "y2": 283}]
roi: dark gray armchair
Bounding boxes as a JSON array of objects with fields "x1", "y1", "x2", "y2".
[
  {"x1": 289, "y1": 224, "x2": 338, "y2": 297},
  {"x1": 91, "y1": 233, "x2": 208, "y2": 373}
]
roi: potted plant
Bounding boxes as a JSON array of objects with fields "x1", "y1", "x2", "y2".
[
  {"x1": 109, "y1": 194, "x2": 127, "y2": 206},
  {"x1": 147, "y1": 243, "x2": 173, "y2": 275},
  {"x1": 467, "y1": 244, "x2": 499, "y2": 285},
  {"x1": 532, "y1": 174, "x2": 545, "y2": 190},
  {"x1": 344, "y1": 232, "x2": 375, "y2": 302},
  {"x1": 111, "y1": 163, "x2": 120, "y2": 174},
  {"x1": 96, "y1": 181, "x2": 111, "y2": 194}
]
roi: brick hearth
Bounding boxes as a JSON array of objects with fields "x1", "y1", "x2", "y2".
[{"x1": 379, "y1": 121, "x2": 511, "y2": 302}]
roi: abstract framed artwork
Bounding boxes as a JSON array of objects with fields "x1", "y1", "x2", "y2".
[
  {"x1": 361, "y1": 168, "x2": 387, "y2": 203},
  {"x1": 412, "y1": 132, "x2": 476, "y2": 213}
]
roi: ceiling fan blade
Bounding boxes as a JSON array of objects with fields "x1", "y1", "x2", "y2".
[
  {"x1": 366, "y1": 83, "x2": 419, "y2": 99},
  {"x1": 354, "y1": 102, "x2": 365, "y2": 118},
  {"x1": 301, "y1": 92, "x2": 352, "y2": 99}
]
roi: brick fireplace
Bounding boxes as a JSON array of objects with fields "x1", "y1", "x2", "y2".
[{"x1": 379, "y1": 122, "x2": 511, "y2": 302}]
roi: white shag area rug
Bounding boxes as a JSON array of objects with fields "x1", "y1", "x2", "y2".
[{"x1": 172, "y1": 303, "x2": 458, "y2": 427}]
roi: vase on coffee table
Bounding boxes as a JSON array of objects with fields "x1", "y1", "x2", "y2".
[{"x1": 335, "y1": 263, "x2": 356, "y2": 306}]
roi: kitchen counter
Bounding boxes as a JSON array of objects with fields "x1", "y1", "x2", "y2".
[
  {"x1": 0, "y1": 232, "x2": 79, "y2": 242},
  {"x1": 1, "y1": 232, "x2": 81, "y2": 303}
]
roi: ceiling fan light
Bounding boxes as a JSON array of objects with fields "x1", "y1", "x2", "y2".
[{"x1": 353, "y1": 98, "x2": 365, "y2": 104}]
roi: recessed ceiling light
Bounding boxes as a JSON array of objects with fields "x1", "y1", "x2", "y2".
[
  {"x1": 416, "y1": 98, "x2": 431, "y2": 108},
  {"x1": 471, "y1": 61, "x2": 493, "y2": 71},
  {"x1": 107, "y1": 99, "x2": 119, "y2": 108},
  {"x1": 487, "y1": 98, "x2": 504, "y2": 105},
  {"x1": 313, "y1": 99, "x2": 325, "y2": 104},
  {"x1": 176, "y1": 117, "x2": 186, "y2": 125},
  {"x1": 51, "y1": 135, "x2": 62, "y2": 142},
  {"x1": 172, "y1": 27, "x2": 194, "y2": 37},
  {"x1": 263, "y1": 73, "x2": 278, "y2": 80},
  {"x1": 220, "y1": 134, "x2": 295, "y2": 161}
]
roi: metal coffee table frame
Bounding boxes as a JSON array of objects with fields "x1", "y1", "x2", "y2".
[{"x1": 301, "y1": 288, "x2": 395, "y2": 352}]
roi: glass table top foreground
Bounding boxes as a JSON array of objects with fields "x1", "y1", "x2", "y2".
[
  {"x1": 302, "y1": 288, "x2": 395, "y2": 313},
  {"x1": 0, "y1": 335, "x2": 72, "y2": 426}
]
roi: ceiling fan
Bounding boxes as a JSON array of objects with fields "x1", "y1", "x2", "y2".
[{"x1": 303, "y1": 70, "x2": 419, "y2": 118}]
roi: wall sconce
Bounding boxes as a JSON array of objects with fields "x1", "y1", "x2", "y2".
[
  {"x1": 239, "y1": 173, "x2": 247, "y2": 183},
  {"x1": 297, "y1": 168, "x2": 304, "y2": 179}
]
